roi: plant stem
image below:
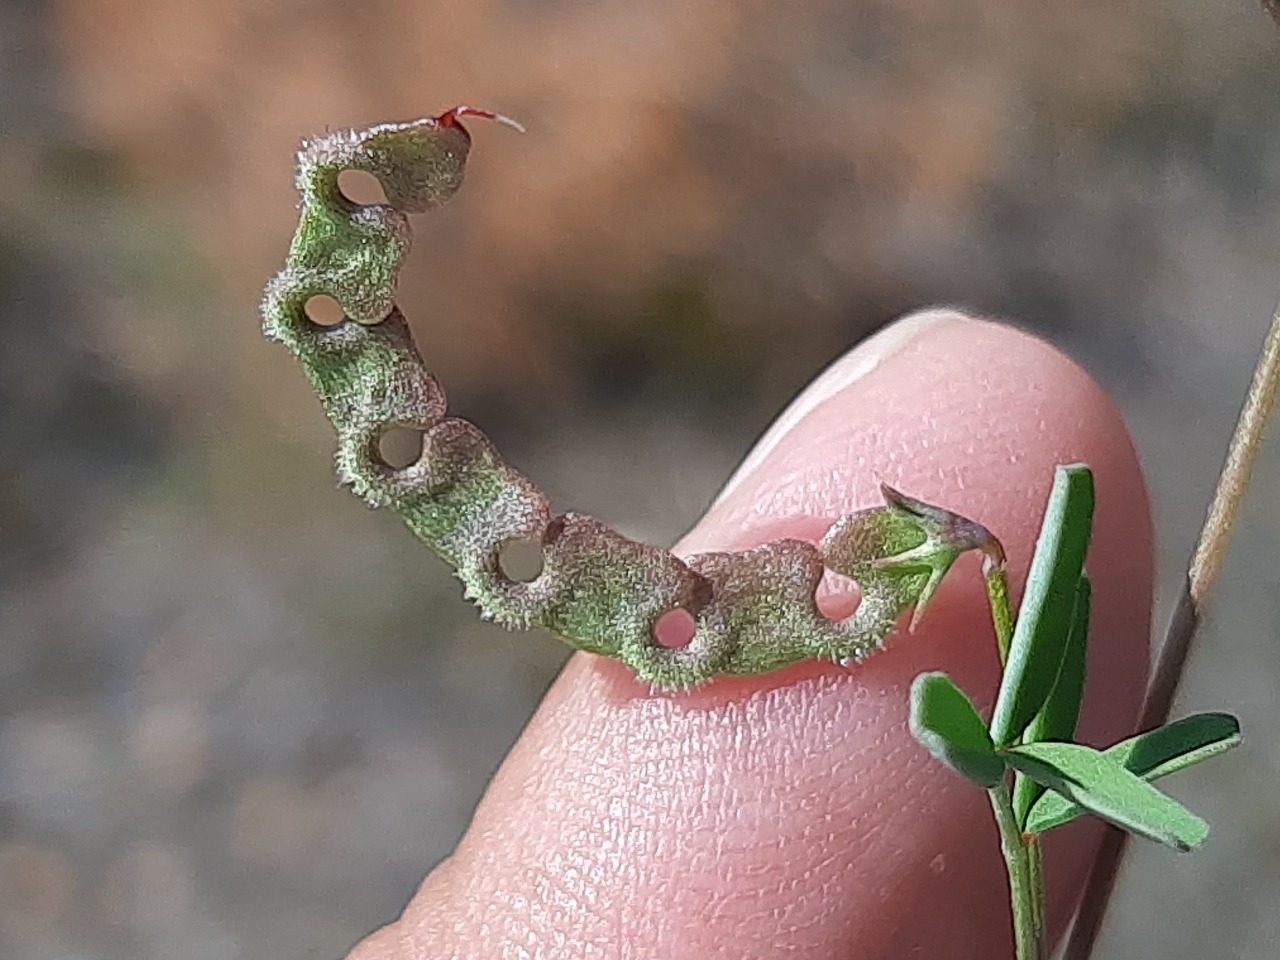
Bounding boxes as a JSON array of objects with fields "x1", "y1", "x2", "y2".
[
  {"x1": 1064, "y1": 300, "x2": 1280, "y2": 960},
  {"x1": 985, "y1": 562, "x2": 1047, "y2": 955},
  {"x1": 1156, "y1": 305, "x2": 1280, "y2": 720},
  {"x1": 990, "y1": 783, "x2": 1046, "y2": 960},
  {"x1": 1027, "y1": 836, "x2": 1046, "y2": 946},
  {"x1": 985, "y1": 561, "x2": 1015, "y2": 665}
]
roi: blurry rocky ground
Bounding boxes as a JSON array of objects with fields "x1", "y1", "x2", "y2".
[{"x1": 2, "y1": 0, "x2": 1280, "y2": 956}]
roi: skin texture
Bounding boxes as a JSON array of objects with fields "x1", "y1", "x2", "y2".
[{"x1": 345, "y1": 311, "x2": 1153, "y2": 959}]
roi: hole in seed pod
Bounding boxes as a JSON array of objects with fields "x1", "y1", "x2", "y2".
[
  {"x1": 304, "y1": 294, "x2": 345, "y2": 327},
  {"x1": 816, "y1": 567, "x2": 861, "y2": 621},
  {"x1": 653, "y1": 608, "x2": 697, "y2": 649},
  {"x1": 497, "y1": 538, "x2": 544, "y2": 583},
  {"x1": 337, "y1": 169, "x2": 388, "y2": 205},
  {"x1": 377, "y1": 427, "x2": 424, "y2": 469}
]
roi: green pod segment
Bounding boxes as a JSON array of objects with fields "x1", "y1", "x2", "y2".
[{"x1": 263, "y1": 111, "x2": 1001, "y2": 689}]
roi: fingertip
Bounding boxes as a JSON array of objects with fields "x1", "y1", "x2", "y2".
[
  {"x1": 346, "y1": 921, "x2": 399, "y2": 960},
  {"x1": 706, "y1": 306, "x2": 960, "y2": 511},
  {"x1": 687, "y1": 307, "x2": 1153, "y2": 775},
  {"x1": 693, "y1": 310, "x2": 1148, "y2": 573},
  {"x1": 381, "y1": 310, "x2": 1152, "y2": 959},
  {"x1": 680, "y1": 310, "x2": 1153, "y2": 944}
]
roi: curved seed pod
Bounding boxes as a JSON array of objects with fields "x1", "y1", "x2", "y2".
[{"x1": 262, "y1": 109, "x2": 1004, "y2": 689}]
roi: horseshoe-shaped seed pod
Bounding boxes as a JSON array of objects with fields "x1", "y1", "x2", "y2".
[{"x1": 262, "y1": 108, "x2": 1005, "y2": 689}]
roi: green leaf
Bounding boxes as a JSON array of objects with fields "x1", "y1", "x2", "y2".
[
  {"x1": 1005, "y1": 741, "x2": 1209, "y2": 851},
  {"x1": 1024, "y1": 713, "x2": 1241, "y2": 834},
  {"x1": 990, "y1": 465, "x2": 1094, "y2": 747},
  {"x1": 909, "y1": 672, "x2": 1006, "y2": 788},
  {"x1": 1013, "y1": 574, "x2": 1091, "y2": 824},
  {"x1": 1122, "y1": 713, "x2": 1242, "y2": 779}
]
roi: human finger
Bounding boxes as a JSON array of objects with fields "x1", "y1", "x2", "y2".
[{"x1": 350, "y1": 309, "x2": 1151, "y2": 959}]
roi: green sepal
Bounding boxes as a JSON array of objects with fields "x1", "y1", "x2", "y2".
[{"x1": 875, "y1": 484, "x2": 1004, "y2": 631}]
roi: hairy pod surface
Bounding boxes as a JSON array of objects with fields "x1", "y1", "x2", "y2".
[{"x1": 262, "y1": 110, "x2": 1002, "y2": 689}]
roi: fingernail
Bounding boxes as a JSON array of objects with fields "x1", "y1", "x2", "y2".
[{"x1": 710, "y1": 308, "x2": 965, "y2": 509}]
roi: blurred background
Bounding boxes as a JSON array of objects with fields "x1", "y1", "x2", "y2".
[{"x1": 2, "y1": 0, "x2": 1279, "y2": 956}]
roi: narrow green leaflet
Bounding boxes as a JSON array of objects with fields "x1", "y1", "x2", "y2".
[
  {"x1": 990, "y1": 465, "x2": 1094, "y2": 747},
  {"x1": 1121, "y1": 712, "x2": 1242, "y2": 779},
  {"x1": 1024, "y1": 713, "x2": 1241, "y2": 835},
  {"x1": 909, "y1": 672, "x2": 1006, "y2": 788},
  {"x1": 1013, "y1": 574, "x2": 1091, "y2": 824},
  {"x1": 1004, "y1": 741, "x2": 1209, "y2": 851}
]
